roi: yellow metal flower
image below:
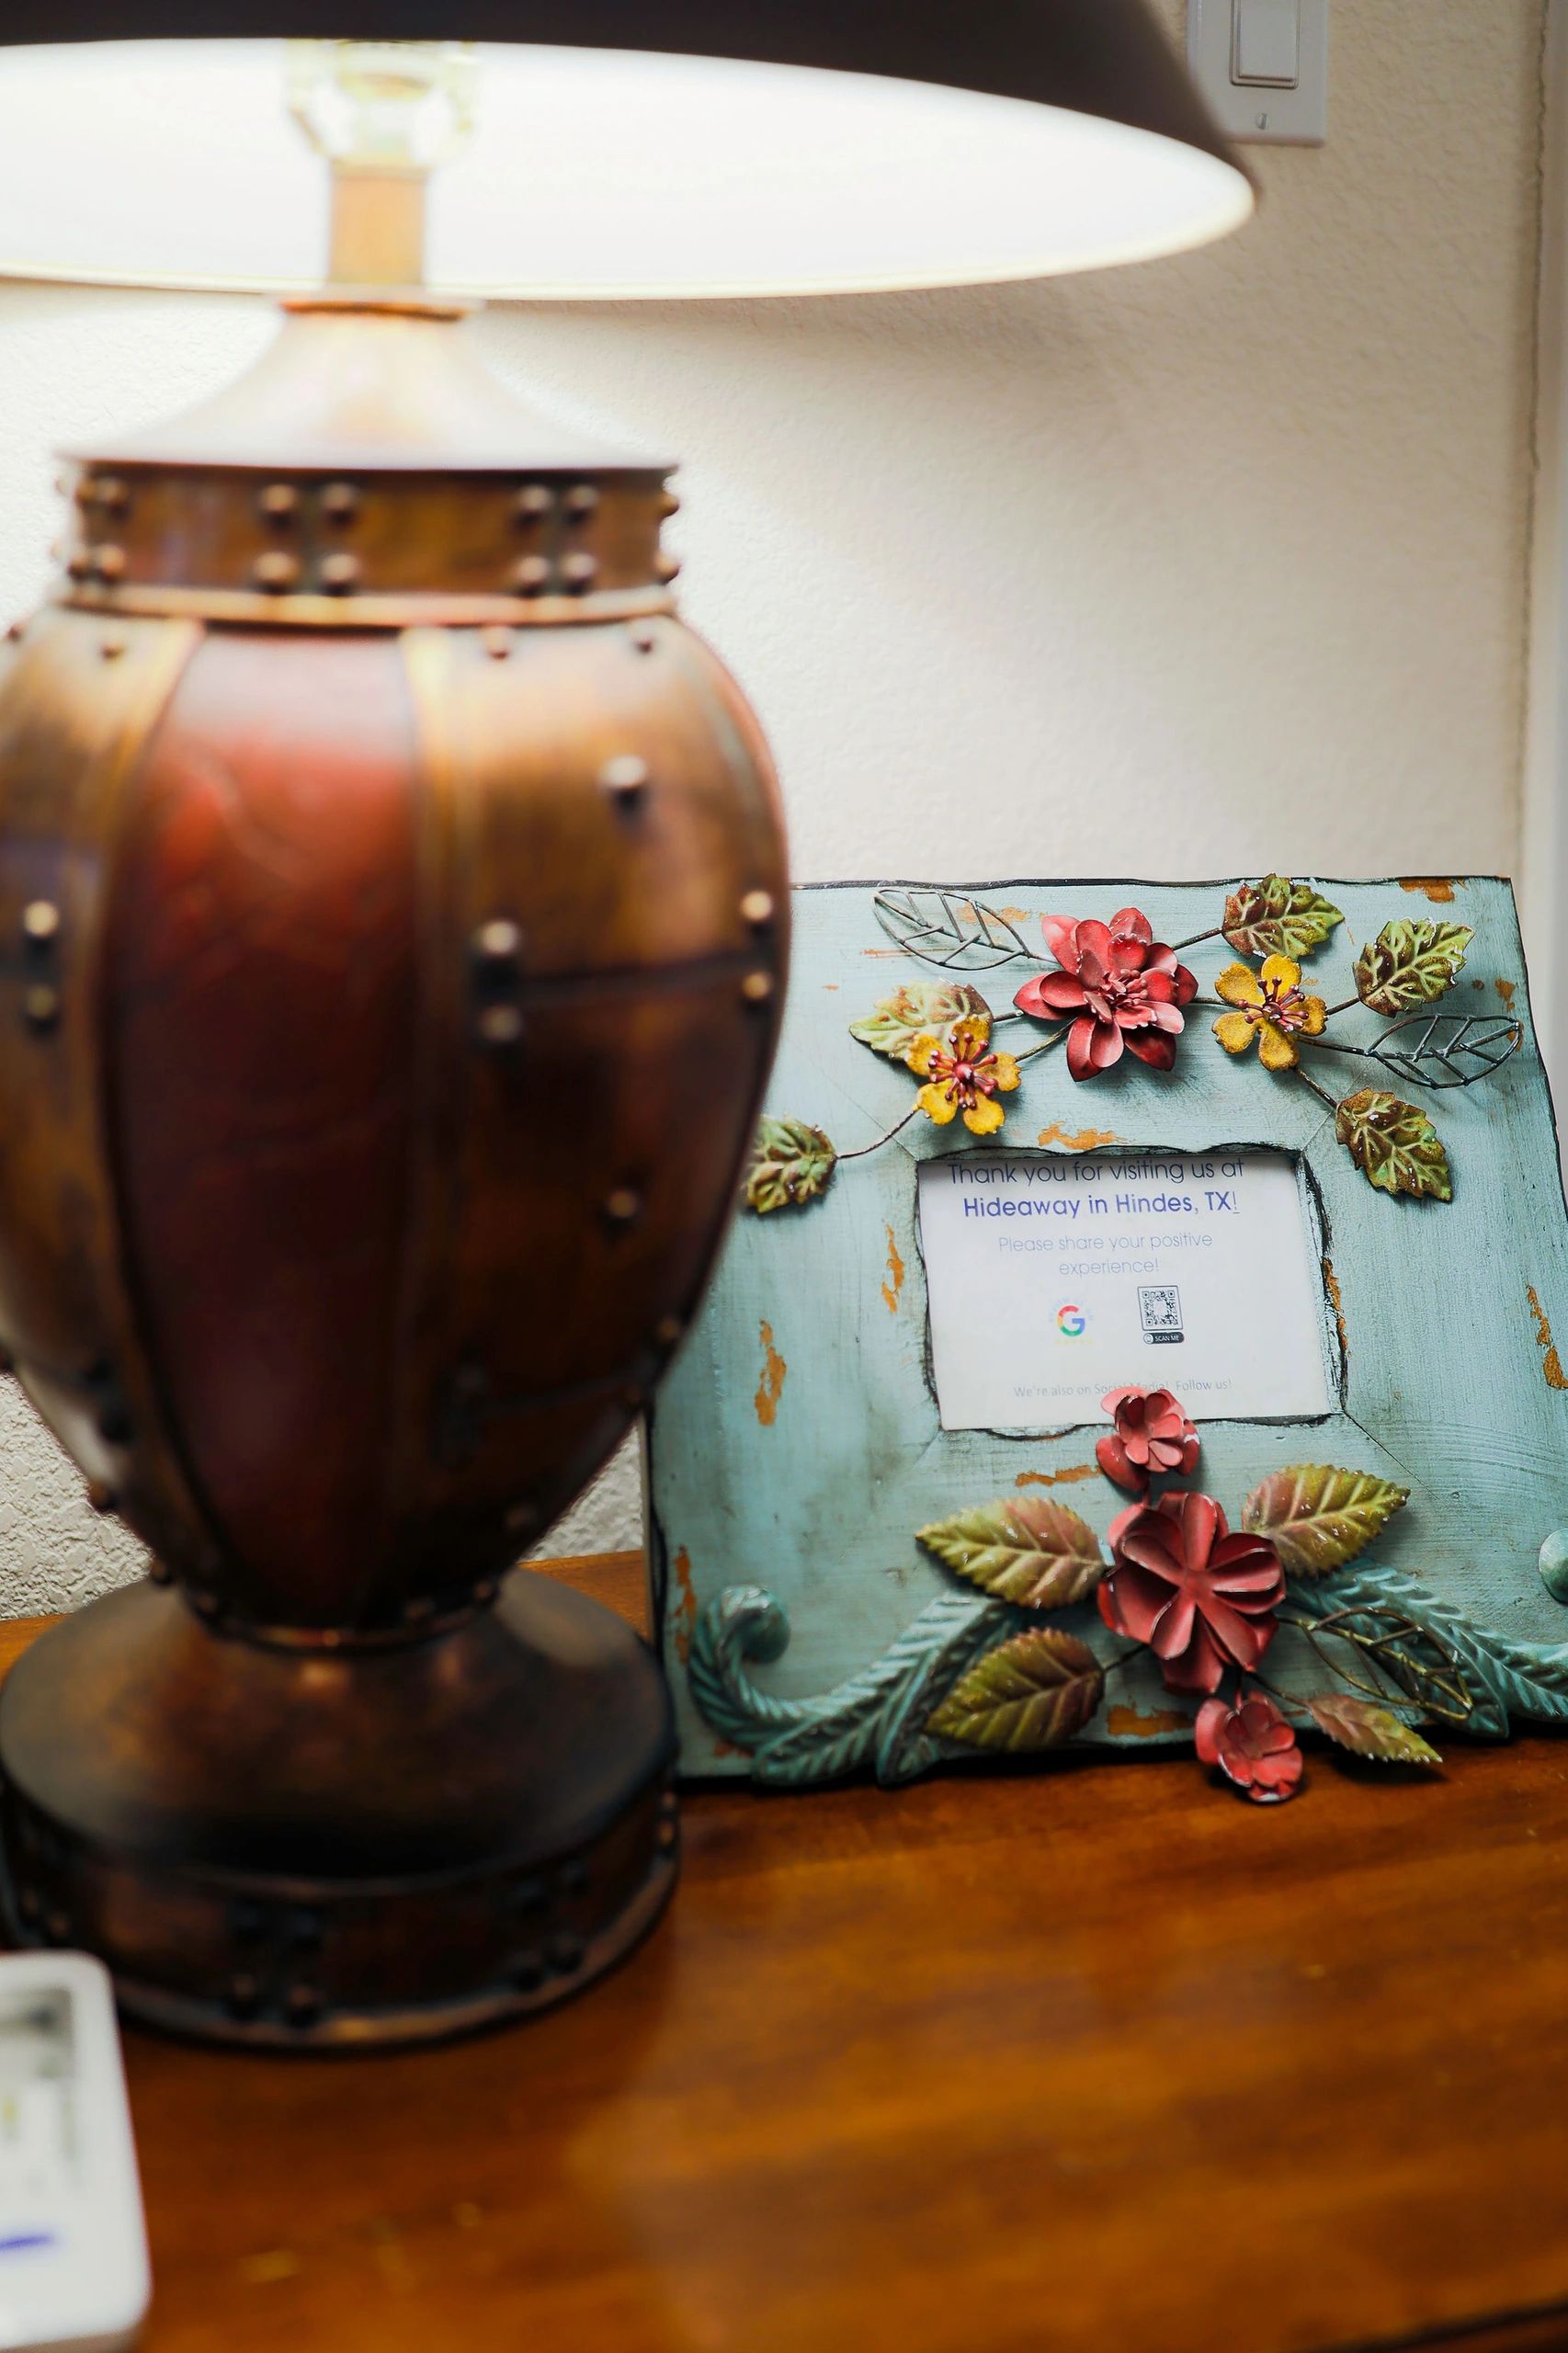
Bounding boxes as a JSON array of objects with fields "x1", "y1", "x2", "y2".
[
  {"x1": 906, "y1": 1017, "x2": 1020, "y2": 1135},
  {"x1": 1212, "y1": 955, "x2": 1327, "y2": 1071}
]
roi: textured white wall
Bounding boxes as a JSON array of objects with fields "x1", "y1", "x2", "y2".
[{"x1": 0, "y1": 0, "x2": 1545, "y2": 1600}]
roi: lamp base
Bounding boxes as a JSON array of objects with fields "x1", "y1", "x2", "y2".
[{"x1": 0, "y1": 1574, "x2": 676, "y2": 2050}]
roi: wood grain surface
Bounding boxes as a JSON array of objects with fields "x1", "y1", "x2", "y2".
[{"x1": 6, "y1": 1561, "x2": 1568, "y2": 2353}]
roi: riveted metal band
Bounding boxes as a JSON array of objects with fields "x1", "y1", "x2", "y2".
[
  {"x1": 57, "y1": 462, "x2": 676, "y2": 630},
  {"x1": 57, "y1": 584, "x2": 680, "y2": 629}
]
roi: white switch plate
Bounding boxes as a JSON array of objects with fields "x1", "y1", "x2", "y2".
[{"x1": 1188, "y1": 0, "x2": 1328, "y2": 145}]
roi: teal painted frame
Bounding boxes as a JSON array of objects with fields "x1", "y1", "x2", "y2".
[{"x1": 647, "y1": 877, "x2": 1568, "y2": 1784}]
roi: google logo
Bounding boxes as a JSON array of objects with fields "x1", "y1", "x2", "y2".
[{"x1": 1056, "y1": 1304, "x2": 1087, "y2": 1337}]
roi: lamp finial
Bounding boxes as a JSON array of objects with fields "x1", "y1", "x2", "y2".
[{"x1": 287, "y1": 39, "x2": 476, "y2": 291}]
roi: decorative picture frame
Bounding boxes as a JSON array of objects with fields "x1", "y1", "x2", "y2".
[{"x1": 647, "y1": 876, "x2": 1568, "y2": 1806}]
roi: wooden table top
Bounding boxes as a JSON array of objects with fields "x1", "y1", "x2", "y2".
[{"x1": 8, "y1": 1555, "x2": 1568, "y2": 2353}]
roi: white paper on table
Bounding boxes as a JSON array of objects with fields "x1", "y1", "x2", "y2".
[{"x1": 917, "y1": 1146, "x2": 1334, "y2": 1432}]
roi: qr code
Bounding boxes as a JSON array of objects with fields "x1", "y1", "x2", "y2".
[{"x1": 1139, "y1": 1285, "x2": 1184, "y2": 1345}]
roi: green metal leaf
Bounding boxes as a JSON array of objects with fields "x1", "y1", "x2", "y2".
[
  {"x1": 1353, "y1": 919, "x2": 1473, "y2": 1013},
  {"x1": 849, "y1": 980, "x2": 993, "y2": 1060},
  {"x1": 1306, "y1": 1690, "x2": 1442, "y2": 1766},
  {"x1": 1221, "y1": 876, "x2": 1344, "y2": 961},
  {"x1": 926, "y1": 1628, "x2": 1105, "y2": 1753},
  {"x1": 1242, "y1": 1462, "x2": 1410, "y2": 1575},
  {"x1": 744, "y1": 1117, "x2": 836, "y2": 1215},
  {"x1": 916, "y1": 1496, "x2": 1106, "y2": 1608},
  {"x1": 1334, "y1": 1089, "x2": 1452, "y2": 1201}
]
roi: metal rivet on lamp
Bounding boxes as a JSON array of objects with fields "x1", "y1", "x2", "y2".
[
  {"x1": 318, "y1": 550, "x2": 360, "y2": 591},
  {"x1": 599, "y1": 755, "x2": 650, "y2": 803},
  {"x1": 0, "y1": 10, "x2": 1250, "y2": 2051}
]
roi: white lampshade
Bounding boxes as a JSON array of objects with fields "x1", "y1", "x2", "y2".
[{"x1": 0, "y1": 33, "x2": 1253, "y2": 301}]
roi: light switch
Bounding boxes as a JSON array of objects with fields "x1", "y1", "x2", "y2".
[
  {"x1": 1232, "y1": 0, "x2": 1299, "y2": 87},
  {"x1": 1187, "y1": 0, "x2": 1327, "y2": 144}
]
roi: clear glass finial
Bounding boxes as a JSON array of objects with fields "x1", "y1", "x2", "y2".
[{"x1": 286, "y1": 41, "x2": 477, "y2": 176}]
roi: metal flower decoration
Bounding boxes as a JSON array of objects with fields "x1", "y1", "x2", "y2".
[
  {"x1": 691, "y1": 1378, "x2": 1491, "y2": 1806},
  {"x1": 905, "y1": 1017, "x2": 1019, "y2": 1135},
  {"x1": 1212, "y1": 954, "x2": 1328, "y2": 1071},
  {"x1": 741, "y1": 876, "x2": 1523, "y2": 1213},
  {"x1": 1195, "y1": 1689, "x2": 1303, "y2": 1803},
  {"x1": 1099, "y1": 1490, "x2": 1287, "y2": 1695},
  {"x1": 1096, "y1": 1384, "x2": 1199, "y2": 1495},
  {"x1": 1013, "y1": 909, "x2": 1198, "y2": 1080}
]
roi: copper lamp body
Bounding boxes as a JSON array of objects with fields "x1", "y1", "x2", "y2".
[{"x1": 0, "y1": 298, "x2": 789, "y2": 2045}]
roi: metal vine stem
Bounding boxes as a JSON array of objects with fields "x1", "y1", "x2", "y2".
[
  {"x1": 835, "y1": 1029, "x2": 1066, "y2": 1165},
  {"x1": 1169, "y1": 925, "x2": 1224, "y2": 950},
  {"x1": 1290, "y1": 1066, "x2": 1340, "y2": 1112},
  {"x1": 1281, "y1": 1607, "x2": 1474, "y2": 1725}
]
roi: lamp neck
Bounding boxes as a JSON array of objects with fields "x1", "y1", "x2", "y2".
[
  {"x1": 51, "y1": 304, "x2": 676, "y2": 631},
  {"x1": 328, "y1": 165, "x2": 429, "y2": 291}
]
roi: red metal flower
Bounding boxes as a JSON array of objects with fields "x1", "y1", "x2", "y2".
[
  {"x1": 1098, "y1": 1491, "x2": 1284, "y2": 1695},
  {"x1": 1013, "y1": 908, "x2": 1197, "y2": 1082},
  {"x1": 1096, "y1": 1385, "x2": 1199, "y2": 1495},
  {"x1": 1195, "y1": 1688, "x2": 1303, "y2": 1803}
]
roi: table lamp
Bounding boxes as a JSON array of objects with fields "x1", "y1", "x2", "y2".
[{"x1": 0, "y1": 10, "x2": 1252, "y2": 2049}]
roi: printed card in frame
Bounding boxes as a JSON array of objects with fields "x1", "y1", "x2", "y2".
[{"x1": 647, "y1": 877, "x2": 1568, "y2": 1803}]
